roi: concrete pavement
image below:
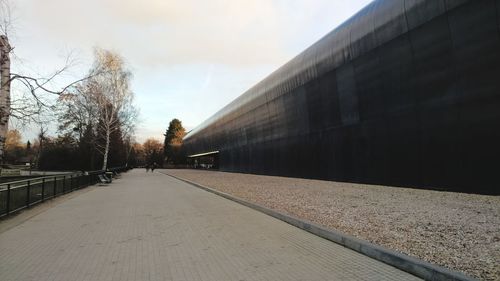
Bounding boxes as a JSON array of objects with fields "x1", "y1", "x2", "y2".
[{"x1": 0, "y1": 170, "x2": 421, "y2": 281}]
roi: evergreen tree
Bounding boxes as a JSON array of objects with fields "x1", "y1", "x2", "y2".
[{"x1": 163, "y1": 119, "x2": 186, "y2": 165}]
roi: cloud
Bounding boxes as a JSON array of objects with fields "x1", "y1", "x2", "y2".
[
  {"x1": 23, "y1": 0, "x2": 294, "y2": 67},
  {"x1": 13, "y1": 0, "x2": 374, "y2": 142},
  {"x1": 19, "y1": 0, "x2": 373, "y2": 69}
]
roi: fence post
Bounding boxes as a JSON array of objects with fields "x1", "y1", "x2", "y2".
[
  {"x1": 70, "y1": 175, "x2": 73, "y2": 190},
  {"x1": 41, "y1": 178, "x2": 45, "y2": 202},
  {"x1": 62, "y1": 175, "x2": 66, "y2": 193},
  {"x1": 53, "y1": 176, "x2": 57, "y2": 198},
  {"x1": 6, "y1": 184, "x2": 11, "y2": 215},
  {"x1": 26, "y1": 181, "x2": 31, "y2": 208}
]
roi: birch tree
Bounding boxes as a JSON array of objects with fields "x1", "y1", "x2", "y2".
[
  {"x1": 88, "y1": 48, "x2": 136, "y2": 170},
  {"x1": 0, "y1": 34, "x2": 10, "y2": 164},
  {"x1": 0, "y1": 0, "x2": 11, "y2": 163}
]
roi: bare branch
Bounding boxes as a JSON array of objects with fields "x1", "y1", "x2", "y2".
[
  {"x1": 0, "y1": 0, "x2": 13, "y2": 37},
  {"x1": 10, "y1": 71, "x2": 98, "y2": 96}
]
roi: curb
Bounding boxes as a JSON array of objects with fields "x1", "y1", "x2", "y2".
[{"x1": 163, "y1": 172, "x2": 478, "y2": 281}]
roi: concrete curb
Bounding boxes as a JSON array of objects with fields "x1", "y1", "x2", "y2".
[{"x1": 163, "y1": 172, "x2": 479, "y2": 281}]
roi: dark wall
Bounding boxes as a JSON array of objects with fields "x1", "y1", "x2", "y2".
[{"x1": 184, "y1": 0, "x2": 500, "y2": 194}]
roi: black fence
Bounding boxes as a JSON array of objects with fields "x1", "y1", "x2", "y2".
[{"x1": 0, "y1": 166, "x2": 130, "y2": 218}]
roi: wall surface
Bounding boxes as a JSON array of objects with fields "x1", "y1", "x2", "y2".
[{"x1": 184, "y1": 0, "x2": 500, "y2": 194}]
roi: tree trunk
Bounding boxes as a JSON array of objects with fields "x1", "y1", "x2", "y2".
[
  {"x1": 0, "y1": 35, "x2": 11, "y2": 165},
  {"x1": 101, "y1": 129, "x2": 110, "y2": 170},
  {"x1": 90, "y1": 146, "x2": 96, "y2": 170}
]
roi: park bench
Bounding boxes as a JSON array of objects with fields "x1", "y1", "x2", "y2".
[{"x1": 98, "y1": 174, "x2": 112, "y2": 184}]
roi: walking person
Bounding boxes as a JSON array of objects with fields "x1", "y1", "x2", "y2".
[
  {"x1": 151, "y1": 162, "x2": 157, "y2": 172},
  {"x1": 146, "y1": 164, "x2": 150, "y2": 172}
]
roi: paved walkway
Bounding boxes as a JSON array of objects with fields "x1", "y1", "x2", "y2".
[{"x1": 0, "y1": 170, "x2": 421, "y2": 281}]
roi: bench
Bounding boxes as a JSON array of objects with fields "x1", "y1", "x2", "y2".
[{"x1": 98, "y1": 174, "x2": 112, "y2": 184}]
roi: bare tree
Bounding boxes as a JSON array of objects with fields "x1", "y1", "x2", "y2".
[
  {"x1": 0, "y1": 0, "x2": 97, "y2": 165},
  {"x1": 59, "y1": 48, "x2": 137, "y2": 170},
  {"x1": 0, "y1": 0, "x2": 12, "y2": 37},
  {"x1": 58, "y1": 83, "x2": 100, "y2": 138},
  {"x1": 92, "y1": 49, "x2": 136, "y2": 170},
  {"x1": 143, "y1": 138, "x2": 163, "y2": 166},
  {"x1": 35, "y1": 124, "x2": 48, "y2": 169},
  {"x1": 0, "y1": 34, "x2": 10, "y2": 164}
]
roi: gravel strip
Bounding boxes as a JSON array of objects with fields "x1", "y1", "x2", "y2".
[{"x1": 161, "y1": 169, "x2": 499, "y2": 281}]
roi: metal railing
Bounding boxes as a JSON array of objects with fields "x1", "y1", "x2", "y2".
[{"x1": 0, "y1": 166, "x2": 129, "y2": 218}]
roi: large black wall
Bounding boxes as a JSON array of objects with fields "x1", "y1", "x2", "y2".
[{"x1": 184, "y1": 0, "x2": 500, "y2": 195}]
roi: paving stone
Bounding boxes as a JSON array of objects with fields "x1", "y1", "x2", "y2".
[{"x1": 0, "y1": 170, "x2": 421, "y2": 281}]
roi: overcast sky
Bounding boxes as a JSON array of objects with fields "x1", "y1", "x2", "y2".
[{"x1": 8, "y1": 0, "x2": 372, "y2": 143}]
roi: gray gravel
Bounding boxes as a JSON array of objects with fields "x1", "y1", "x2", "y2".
[{"x1": 161, "y1": 169, "x2": 500, "y2": 281}]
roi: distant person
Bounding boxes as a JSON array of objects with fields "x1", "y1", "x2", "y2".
[
  {"x1": 146, "y1": 164, "x2": 150, "y2": 172},
  {"x1": 151, "y1": 162, "x2": 157, "y2": 172}
]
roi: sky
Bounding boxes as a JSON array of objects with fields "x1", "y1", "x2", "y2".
[{"x1": 7, "y1": 0, "x2": 372, "y2": 143}]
